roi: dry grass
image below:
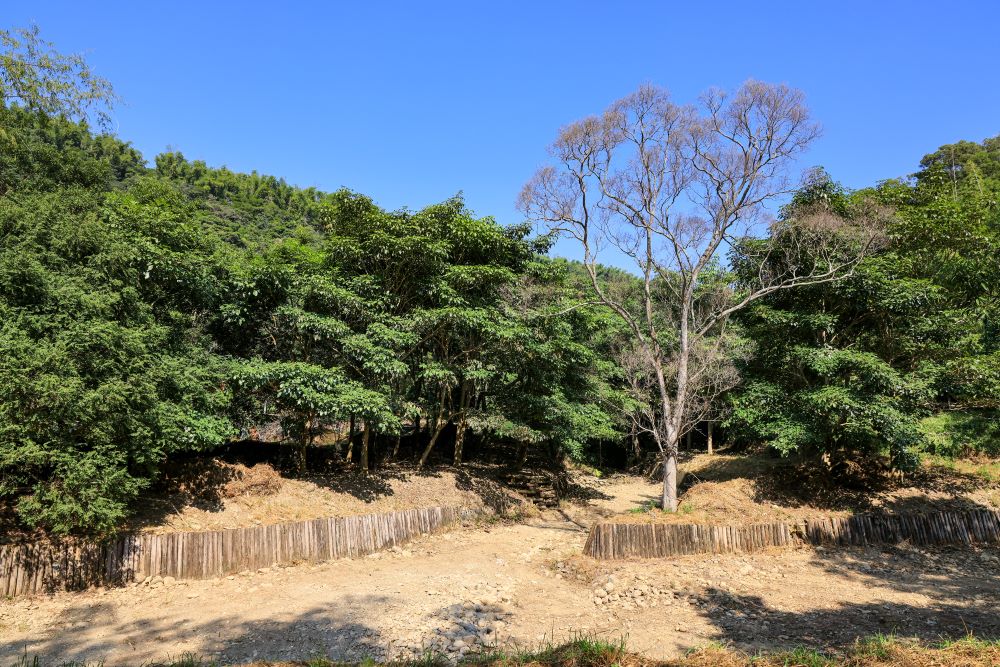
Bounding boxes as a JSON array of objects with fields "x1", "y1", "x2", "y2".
[
  {"x1": 672, "y1": 638, "x2": 1000, "y2": 666},
  {"x1": 73, "y1": 636, "x2": 998, "y2": 666},
  {"x1": 106, "y1": 638, "x2": 986, "y2": 667},
  {"x1": 221, "y1": 463, "x2": 284, "y2": 498},
  {"x1": 616, "y1": 451, "x2": 1000, "y2": 526},
  {"x1": 129, "y1": 461, "x2": 494, "y2": 534}
]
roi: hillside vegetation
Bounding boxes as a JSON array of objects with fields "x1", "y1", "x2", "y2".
[{"x1": 0, "y1": 28, "x2": 998, "y2": 536}]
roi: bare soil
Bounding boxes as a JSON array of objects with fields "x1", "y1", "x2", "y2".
[
  {"x1": 2, "y1": 474, "x2": 998, "y2": 666},
  {"x1": 127, "y1": 461, "x2": 531, "y2": 535}
]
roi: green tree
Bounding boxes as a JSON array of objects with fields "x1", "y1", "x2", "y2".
[
  {"x1": 0, "y1": 25, "x2": 118, "y2": 131},
  {"x1": 725, "y1": 163, "x2": 1000, "y2": 469}
]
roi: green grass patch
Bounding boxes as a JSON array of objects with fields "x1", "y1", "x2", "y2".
[
  {"x1": 919, "y1": 410, "x2": 1000, "y2": 458},
  {"x1": 627, "y1": 499, "x2": 661, "y2": 514},
  {"x1": 922, "y1": 453, "x2": 1000, "y2": 484}
]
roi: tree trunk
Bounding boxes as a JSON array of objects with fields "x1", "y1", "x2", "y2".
[
  {"x1": 419, "y1": 387, "x2": 449, "y2": 467},
  {"x1": 391, "y1": 434, "x2": 401, "y2": 459},
  {"x1": 707, "y1": 422, "x2": 714, "y2": 455},
  {"x1": 419, "y1": 422, "x2": 447, "y2": 467},
  {"x1": 454, "y1": 416, "x2": 466, "y2": 466},
  {"x1": 295, "y1": 442, "x2": 307, "y2": 474},
  {"x1": 360, "y1": 422, "x2": 371, "y2": 471},
  {"x1": 345, "y1": 414, "x2": 355, "y2": 463},
  {"x1": 295, "y1": 413, "x2": 316, "y2": 473},
  {"x1": 453, "y1": 383, "x2": 469, "y2": 466},
  {"x1": 662, "y1": 451, "x2": 678, "y2": 512}
]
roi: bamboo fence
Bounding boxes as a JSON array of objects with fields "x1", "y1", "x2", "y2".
[
  {"x1": 1, "y1": 505, "x2": 468, "y2": 597},
  {"x1": 583, "y1": 509, "x2": 1000, "y2": 559}
]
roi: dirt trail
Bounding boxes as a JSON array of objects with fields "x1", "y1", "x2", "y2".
[{"x1": 2, "y1": 477, "x2": 999, "y2": 665}]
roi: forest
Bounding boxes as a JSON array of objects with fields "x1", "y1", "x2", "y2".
[{"x1": 0, "y1": 27, "x2": 998, "y2": 537}]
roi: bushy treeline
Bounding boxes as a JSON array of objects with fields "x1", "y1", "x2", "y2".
[
  {"x1": 1, "y1": 70, "x2": 998, "y2": 535},
  {"x1": 727, "y1": 145, "x2": 1000, "y2": 467},
  {"x1": 0, "y1": 105, "x2": 635, "y2": 534}
]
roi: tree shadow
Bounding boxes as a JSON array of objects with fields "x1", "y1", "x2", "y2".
[
  {"x1": 689, "y1": 544, "x2": 1000, "y2": 652},
  {"x1": 680, "y1": 452, "x2": 999, "y2": 516},
  {"x1": 453, "y1": 464, "x2": 533, "y2": 516},
  {"x1": 0, "y1": 599, "x2": 387, "y2": 665},
  {"x1": 562, "y1": 478, "x2": 614, "y2": 504},
  {"x1": 0, "y1": 595, "x2": 516, "y2": 665},
  {"x1": 298, "y1": 464, "x2": 403, "y2": 503}
]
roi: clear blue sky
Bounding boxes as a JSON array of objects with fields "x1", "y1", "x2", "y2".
[{"x1": 8, "y1": 1, "x2": 1000, "y2": 260}]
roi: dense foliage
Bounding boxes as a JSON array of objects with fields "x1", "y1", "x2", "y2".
[
  {"x1": 0, "y1": 104, "x2": 629, "y2": 534},
  {"x1": 726, "y1": 147, "x2": 1000, "y2": 467},
  {"x1": 0, "y1": 30, "x2": 997, "y2": 534}
]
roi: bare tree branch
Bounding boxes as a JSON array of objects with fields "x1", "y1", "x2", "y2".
[{"x1": 520, "y1": 80, "x2": 882, "y2": 511}]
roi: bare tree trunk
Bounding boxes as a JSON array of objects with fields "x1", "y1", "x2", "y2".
[
  {"x1": 360, "y1": 422, "x2": 371, "y2": 471},
  {"x1": 453, "y1": 416, "x2": 466, "y2": 466},
  {"x1": 391, "y1": 434, "x2": 401, "y2": 459},
  {"x1": 453, "y1": 383, "x2": 469, "y2": 466},
  {"x1": 345, "y1": 414, "x2": 355, "y2": 463},
  {"x1": 663, "y1": 448, "x2": 678, "y2": 512},
  {"x1": 419, "y1": 387, "x2": 449, "y2": 467},
  {"x1": 419, "y1": 422, "x2": 447, "y2": 467},
  {"x1": 296, "y1": 442, "x2": 307, "y2": 474},
  {"x1": 707, "y1": 422, "x2": 714, "y2": 455}
]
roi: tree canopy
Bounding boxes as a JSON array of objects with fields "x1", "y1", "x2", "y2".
[{"x1": 1, "y1": 29, "x2": 997, "y2": 535}]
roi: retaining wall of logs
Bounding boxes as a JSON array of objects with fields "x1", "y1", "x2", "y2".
[
  {"x1": 583, "y1": 509, "x2": 1000, "y2": 559},
  {"x1": 1, "y1": 506, "x2": 469, "y2": 597}
]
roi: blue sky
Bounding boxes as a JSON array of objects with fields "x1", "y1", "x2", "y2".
[{"x1": 8, "y1": 1, "x2": 1000, "y2": 260}]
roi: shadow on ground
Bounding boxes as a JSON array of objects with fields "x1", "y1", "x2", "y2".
[
  {"x1": 679, "y1": 451, "x2": 998, "y2": 515},
  {"x1": 0, "y1": 596, "x2": 518, "y2": 665},
  {"x1": 1, "y1": 598, "x2": 386, "y2": 665},
  {"x1": 690, "y1": 544, "x2": 1000, "y2": 651},
  {"x1": 454, "y1": 466, "x2": 528, "y2": 516},
  {"x1": 128, "y1": 456, "x2": 463, "y2": 532}
]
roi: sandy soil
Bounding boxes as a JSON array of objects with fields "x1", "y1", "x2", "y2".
[
  {"x1": 2, "y1": 476, "x2": 998, "y2": 666},
  {"x1": 126, "y1": 464, "x2": 521, "y2": 535}
]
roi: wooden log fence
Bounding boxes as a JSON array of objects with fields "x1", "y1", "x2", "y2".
[
  {"x1": 584, "y1": 508, "x2": 1000, "y2": 559},
  {"x1": 1, "y1": 505, "x2": 471, "y2": 597}
]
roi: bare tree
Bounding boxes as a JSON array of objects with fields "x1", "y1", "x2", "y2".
[{"x1": 519, "y1": 81, "x2": 886, "y2": 510}]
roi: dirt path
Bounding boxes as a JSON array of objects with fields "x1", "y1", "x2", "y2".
[{"x1": 2, "y1": 477, "x2": 999, "y2": 665}]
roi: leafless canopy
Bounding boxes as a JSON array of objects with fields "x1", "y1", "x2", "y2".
[{"x1": 519, "y1": 80, "x2": 886, "y2": 508}]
